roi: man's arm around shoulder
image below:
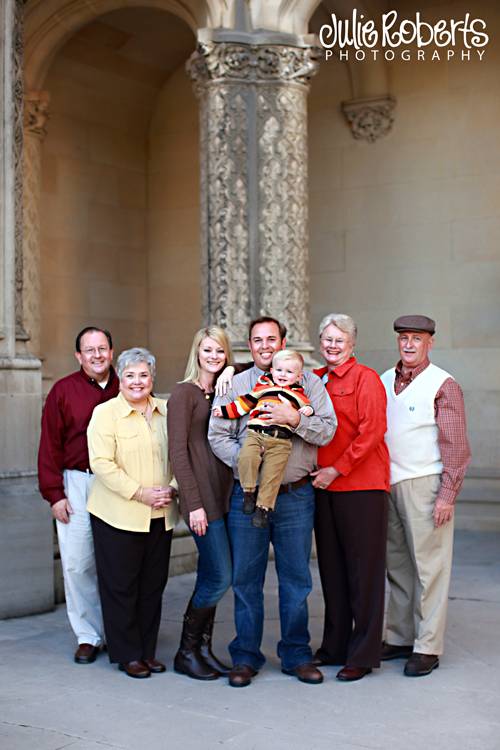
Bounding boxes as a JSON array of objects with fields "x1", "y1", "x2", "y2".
[{"x1": 294, "y1": 370, "x2": 337, "y2": 447}]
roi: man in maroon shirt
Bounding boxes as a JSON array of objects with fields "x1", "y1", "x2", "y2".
[{"x1": 38, "y1": 327, "x2": 119, "y2": 663}]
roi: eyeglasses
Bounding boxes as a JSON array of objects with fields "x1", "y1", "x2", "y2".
[
  {"x1": 81, "y1": 346, "x2": 109, "y2": 356},
  {"x1": 320, "y1": 337, "x2": 349, "y2": 346}
]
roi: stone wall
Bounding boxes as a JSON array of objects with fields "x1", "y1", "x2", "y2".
[
  {"x1": 148, "y1": 65, "x2": 201, "y2": 391},
  {"x1": 39, "y1": 29, "x2": 153, "y2": 390}
]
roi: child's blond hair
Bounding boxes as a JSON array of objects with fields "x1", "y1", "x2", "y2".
[{"x1": 272, "y1": 349, "x2": 304, "y2": 370}]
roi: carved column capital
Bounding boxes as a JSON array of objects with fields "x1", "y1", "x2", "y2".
[
  {"x1": 341, "y1": 95, "x2": 396, "y2": 143},
  {"x1": 187, "y1": 42, "x2": 321, "y2": 94},
  {"x1": 24, "y1": 91, "x2": 50, "y2": 140}
]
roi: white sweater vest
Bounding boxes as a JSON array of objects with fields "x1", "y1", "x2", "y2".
[{"x1": 381, "y1": 363, "x2": 453, "y2": 485}]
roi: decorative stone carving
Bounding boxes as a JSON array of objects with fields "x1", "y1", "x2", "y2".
[
  {"x1": 257, "y1": 85, "x2": 311, "y2": 345},
  {"x1": 24, "y1": 90, "x2": 50, "y2": 139},
  {"x1": 12, "y1": 0, "x2": 28, "y2": 342},
  {"x1": 187, "y1": 41, "x2": 320, "y2": 354},
  {"x1": 341, "y1": 95, "x2": 396, "y2": 143},
  {"x1": 200, "y1": 84, "x2": 251, "y2": 342},
  {"x1": 22, "y1": 90, "x2": 50, "y2": 355},
  {"x1": 189, "y1": 42, "x2": 320, "y2": 89}
]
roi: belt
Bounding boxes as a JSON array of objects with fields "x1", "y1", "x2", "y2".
[
  {"x1": 249, "y1": 425, "x2": 292, "y2": 440},
  {"x1": 277, "y1": 476, "x2": 310, "y2": 495}
]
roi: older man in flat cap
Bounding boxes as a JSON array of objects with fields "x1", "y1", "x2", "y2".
[{"x1": 380, "y1": 315, "x2": 470, "y2": 677}]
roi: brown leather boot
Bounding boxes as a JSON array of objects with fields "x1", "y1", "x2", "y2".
[
  {"x1": 174, "y1": 601, "x2": 220, "y2": 680},
  {"x1": 200, "y1": 607, "x2": 230, "y2": 675}
]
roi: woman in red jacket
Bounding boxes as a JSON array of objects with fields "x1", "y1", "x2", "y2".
[{"x1": 311, "y1": 313, "x2": 390, "y2": 682}]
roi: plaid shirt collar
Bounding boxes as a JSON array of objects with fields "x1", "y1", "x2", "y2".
[{"x1": 395, "y1": 357, "x2": 431, "y2": 386}]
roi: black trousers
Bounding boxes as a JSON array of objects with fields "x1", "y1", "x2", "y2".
[
  {"x1": 91, "y1": 515, "x2": 173, "y2": 664},
  {"x1": 314, "y1": 489, "x2": 388, "y2": 668}
]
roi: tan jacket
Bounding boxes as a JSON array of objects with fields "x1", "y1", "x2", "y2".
[{"x1": 87, "y1": 392, "x2": 178, "y2": 532}]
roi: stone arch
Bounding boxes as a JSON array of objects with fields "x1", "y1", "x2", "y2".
[
  {"x1": 24, "y1": 0, "x2": 207, "y2": 90},
  {"x1": 24, "y1": 2, "x2": 199, "y2": 389}
]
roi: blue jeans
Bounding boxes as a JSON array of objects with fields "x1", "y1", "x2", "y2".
[
  {"x1": 228, "y1": 480, "x2": 315, "y2": 671},
  {"x1": 191, "y1": 517, "x2": 232, "y2": 609}
]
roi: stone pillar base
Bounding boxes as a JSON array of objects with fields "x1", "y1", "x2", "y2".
[{"x1": 0, "y1": 475, "x2": 54, "y2": 618}]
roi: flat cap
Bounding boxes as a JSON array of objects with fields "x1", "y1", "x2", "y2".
[{"x1": 393, "y1": 315, "x2": 436, "y2": 335}]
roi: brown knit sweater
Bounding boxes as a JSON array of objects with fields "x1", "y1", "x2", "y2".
[{"x1": 167, "y1": 382, "x2": 234, "y2": 524}]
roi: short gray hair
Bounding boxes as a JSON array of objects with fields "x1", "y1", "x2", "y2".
[
  {"x1": 116, "y1": 347, "x2": 156, "y2": 379},
  {"x1": 318, "y1": 314, "x2": 357, "y2": 343}
]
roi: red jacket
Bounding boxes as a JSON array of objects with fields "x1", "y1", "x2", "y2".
[
  {"x1": 38, "y1": 367, "x2": 119, "y2": 504},
  {"x1": 314, "y1": 358, "x2": 390, "y2": 492}
]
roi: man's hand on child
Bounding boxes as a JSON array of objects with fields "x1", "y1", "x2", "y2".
[
  {"x1": 260, "y1": 395, "x2": 300, "y2": 428},
  {"x1": 212, "y1": 406, "x2": 223, "y2": 418}
]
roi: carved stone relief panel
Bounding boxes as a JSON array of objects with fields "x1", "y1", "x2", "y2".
[
  {"x1": 257, "y1": 84, "x2": 310, "y2": 345},
  {"x1": 188, "y1": 41, "x2": 319, "y2": 351},
  {"x1": 22, "y1": 91, "x2": 49, "y2": 355},
  {"x1": 12, "y1": 0, "x2": 26, "y2": 342}
]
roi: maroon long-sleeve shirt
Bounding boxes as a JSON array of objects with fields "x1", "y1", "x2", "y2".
[{"x1": 38, "y1": 367, "x2": 119, "y2": 505}]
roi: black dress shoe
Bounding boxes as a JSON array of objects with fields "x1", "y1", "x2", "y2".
[
  {"x1": 74, "y1": 643, "x2": 99, "y2": 664},
  {"x1": 143, "y1": 657, "x2": 166, "y2": 673},
  {"x1": 119, "y1": 660, "x2": 151, "y2": 679},
  {"x1": 381, "y1": 642, "x2": 413, "y2": 661},
  {"x1": 282, "y1": 663, "x2": 324, "y2": 684},
  {"x1": 228, "y1": 664, "x2": 257, "y2": 687},
  {"x1": 404, "y1": 653, "x2": 439, "y2": 677},
  {"x1": 336, "y1": 666, "x2": 372, "y2": 682}
]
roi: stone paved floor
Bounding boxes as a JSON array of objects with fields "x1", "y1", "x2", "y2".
[{"x1": 0, "y1": 530, "x2": 499, "y2": 750}]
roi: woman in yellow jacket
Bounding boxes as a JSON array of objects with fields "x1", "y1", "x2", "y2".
[{"x1": 87, "y1": 347, "x2": 178, "y2": 679}]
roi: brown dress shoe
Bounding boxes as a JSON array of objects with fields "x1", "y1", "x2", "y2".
[
  {"x1": 143, "y1": 657, "x2": 166, "y2": 673},
  {"x1": 74, "y1": 643, "x2": 99, "y2": 664},
  {"x1": 228, "y1": 664, "x2": 257, "y2": 687},
  {"x1": 118, "y1": 660, "x2": 151, "y2": 679},
  {"x1": 404, "y1": 653, "x2": 439, "y2": 677},
  {"x1": 282, "y1": 663, "x2": 324, "y2": 684},
  {"x1": 336, "y1": 666, "x2": 372, "y2": 682},
  {"x1": 381, "y1": 642, "x2": 413, "y2": 661}
]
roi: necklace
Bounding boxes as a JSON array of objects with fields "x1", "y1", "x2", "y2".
[{"x1": 195, "y1": 380, "x2": 214, "y2": 400}]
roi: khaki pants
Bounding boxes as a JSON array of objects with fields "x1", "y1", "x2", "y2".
[
  {"x1": 238, "y1": 430, "x2": 292, "y2": 511},
  {"x1": 385, "y1": 474, "x2": 454, "y2": 655}
]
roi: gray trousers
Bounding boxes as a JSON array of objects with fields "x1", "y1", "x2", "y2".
[{"x1": 56, "y1": 469, "x2": 104, "y2": 645}]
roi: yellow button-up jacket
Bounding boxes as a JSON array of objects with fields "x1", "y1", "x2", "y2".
[{"x1": 87, "y1": 392, "x2": 178, "y2": 532}]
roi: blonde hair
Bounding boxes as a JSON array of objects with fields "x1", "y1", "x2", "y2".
[
  {"x1": 272, "y1": 349, "x2": 304, "y2": 370},
  {"x1": 181, "y1": 326, "x2": 233, "y2": 384}
]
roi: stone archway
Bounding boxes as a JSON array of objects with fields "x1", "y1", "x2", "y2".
[
  {"x1": 23, "y1": 2, "x2": 199, "y2": 392},
  {"x1": 21, "y1": 0, "x2": 329, "y2": 369}
]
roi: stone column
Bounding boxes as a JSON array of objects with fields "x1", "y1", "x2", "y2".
[
  {"x1": 22, "y1": 90, "x2": 49, "y2": 356},
  {"x1": 0, "y1": 0, "x2": 52, "y2": 619},
  {"x1": 187, "y1": 32, "x2": 320, "y2": 360}
]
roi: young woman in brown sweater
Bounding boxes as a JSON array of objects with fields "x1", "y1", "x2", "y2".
[{"x1": 167, "y1": 326, "x2": 236, "y2": 680}]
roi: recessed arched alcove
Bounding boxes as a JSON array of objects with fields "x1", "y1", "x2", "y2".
[{"x1": 35, "y1": 5, "x2": 201, "y2": 392}]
